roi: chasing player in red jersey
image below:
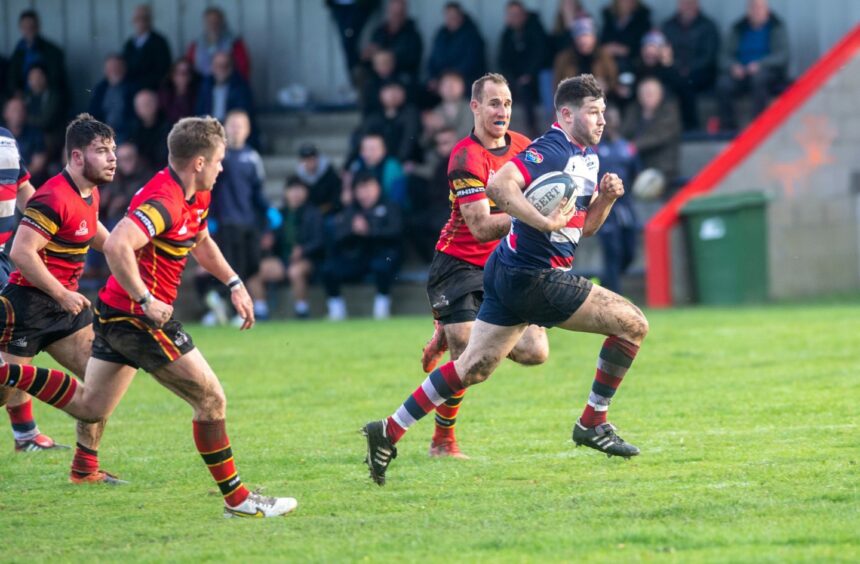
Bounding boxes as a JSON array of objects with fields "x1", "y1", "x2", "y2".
[
  {"x1": 419, "y1": 73, "x2": 549, "y2": 459},
  {"x1": 0, "y1": 117, "x2": 296, "y2": 517},
  {"x1": 0, "y1": 115, "x2": 117, "y2": 475}
]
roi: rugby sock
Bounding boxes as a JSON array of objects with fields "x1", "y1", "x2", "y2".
[
  {"x1": 386, "y1": 361, "x2": 465, "y2": 444},
  {"x1": 71, "y1": 442, "x2": 99, "y2": 478},
  {"x1": 193, "y1": 419, "x2": 250, "y2": 507},
  {"x1": 432, "y1": 390, "x2": 466, "y2": 443},
  {"x1": 7, "y1": 398, "x2": 39, "y2": 441},
  {"x1": 0, "y1": 364, "x2": 78, "y2": 408},
  {"x1": 580, "y1": 336, "x2": 639, "y2": 428}
]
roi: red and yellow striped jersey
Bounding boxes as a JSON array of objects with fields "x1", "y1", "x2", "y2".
[
  {"x1": 9, "y1": 170, "x2": 99, "y2": 291},
  {"x1": 99, "y1": 167, "x2": 210, "y2": 314}
]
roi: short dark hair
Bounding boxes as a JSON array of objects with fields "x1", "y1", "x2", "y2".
[
  {"x1": 353, "y1": 169, "x2": 379, "y2": 187},
  {"x1": 19, "y1": 9, "x2": 39, "y2": 23},
  {"x1": 471, "y1": 72, "x2": 508, "y2": 102},
  {"x1": 554, "y1": 73, "x2": 604, "y2": 111},
  {"x1": 285, "y1": 175, "x2": 308, "y2": 189},
  {"x1": 65, "y1": 113, "x2": 115, "y2": 159}
]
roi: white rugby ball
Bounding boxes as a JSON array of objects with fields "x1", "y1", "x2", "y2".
[
  {"x1": 631, "y1": 167, "x2": 666, "y2": 201},
  {"x1": 523, "y1": 171, "x2": 576, "y2": 216}
]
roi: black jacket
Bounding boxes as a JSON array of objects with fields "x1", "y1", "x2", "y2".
[
  {"x1": 330, "y1": 199, "x2": 403, "y2": 259},
  {"x1": 498, "y1": 12, "x2": 550, "y2": 80},
  {"x1": 427, "y1": 15, "x2": 486, "y2": 85},
  {"x1": 275, "y1": 203, "x2": 325, "y2": 263},
  {"x1": 122, "y1": 31, "x2": 173, "y2": 91},
  {"x1": 370, "y1": 18, "x2": 423, "y2": 79}
]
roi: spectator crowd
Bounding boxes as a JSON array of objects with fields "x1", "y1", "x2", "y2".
[{"x1": 1, "y1": 0, "x2": 792, "y2": 318}]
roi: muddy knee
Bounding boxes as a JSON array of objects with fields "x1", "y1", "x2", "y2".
[
  {"x1": 509, "y1": 344, "x2": 549, "y2": 366},
  {"x1": 461, "y1": 353, "x2": 502, "y2": 386},
  {"x1": 197, "y1": 388, "x2": 227, "y2": 419}
]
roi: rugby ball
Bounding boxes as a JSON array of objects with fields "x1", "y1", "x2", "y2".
[
  {"x1": 523, "y1": 171, "x2": 576, "y2": 216},
  {"x1": 631, "y1": 167, "x2": 666, "y2": 201}
]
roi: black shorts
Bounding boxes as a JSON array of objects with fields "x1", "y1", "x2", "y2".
[
  {"x1": 426, "y1": 251, "x2": 486, "y2": 324},
  {"x1": 91, "y1": 299, "x2": 195, "y2": 373},
  {"x1": 0, "y1": 284, "x2": 93, "y2": 357},
  {"x1": 214, "y1": 224, "x2": 262, "y2": 280},
  {"x1": 477, "y1": 252, "x2": 592, "y2": 328}
]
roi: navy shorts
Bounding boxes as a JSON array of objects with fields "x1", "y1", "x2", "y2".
[{"x1": 477, "y1": 252, "x2": 593, "y2": 328}]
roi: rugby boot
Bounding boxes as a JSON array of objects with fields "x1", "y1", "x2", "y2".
[
  {"x1": 224, "y1": 491, "x2": 298, "y2": 518},
  {"x1": 572, "y1": 419, "x2": 640, "y2": 458},
  {"x1": 421, "y1": 320, "x2": 448, "y2": 373},
  {"x1": 69, "y1": 469, "x2": 129, "y2": 485},
  {"x1": 14, "y1": 433, "x2": 70, "y2": 452},
  {"x1": 362, "y1": 420, "x2": 397, "y2": 486},
  {"x1": 428, "y1": 438, "x2": 469, "y2": 459}
]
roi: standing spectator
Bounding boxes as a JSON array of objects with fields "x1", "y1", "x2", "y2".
[
  {"x1": 186, "y1": 7, "x2": 251, "y2": 80},
  {"x1": 23, "y1": 64, "x2": 64, "y2": 160},
  {"x1": 356, "y1": 80, "x2": 422, "y2": 167},
  {"x1": 248, "y1": 177, "x2": 325, "y2": 320},
  {"x1": 621, "y1": 77, "x2": 682, "y2": 189},
  {"x1": 122, "y1": 4, "x2": 173, "y2": 92},
  {"x1": 347, "y1": 132, "x2": 408, "y2": 211},
  {"x1": 716, "y1": 0, "x2": 788, "y2": 129},
  {"x1": 427, "y1": 3, "x2": 487, "y2": 92},
  {"x1": 205, "y1": 110, "x2": 270, "y2": 326},
  {"x1": 88, "y1": 54, "x2": 136, "y2": 141},
  {"x1": 196, "y1": 52, "x2": 254, "y2": 124},
  {"x1": 6, "y1": 10, "x2": 67, "y2": 100},
  {"x1": 363, "y1": 0, "x2": 423, "y2": 83},
  {"x1": 295, "y1": 143, "x2": 343, "y2": 217},
  {"x1": 662, "y1": 0, "x2": 720, "y2": 130},
  {"x1": 422, "y1": 71, "x2": 472, "y2": 144},
  {"x1": 323, "y1": 171, "x2": 402, "y2": 321},
  {"x1": 596, "y1": 106, "x2": 640, "y2": 295},
  {"x1": 553, "y1": 18, "x2": 618, "y2": 98},
  {"x1": 600, "y1": 0, "x2": 652, "y2": 75},
  {"x1": 1, "y1": 98, "x2": 47, "y2": 186},
  {"x1": 158, "y1": 58, "x2": 200, "y2": 125},
  {"x1": 326, "y1": 0, "x2": 381, "y2": 84},
  {"x1": 498, "y1": 1, "x2": 549, "y2": 137},
  {"x1": 128, "y1": 89, "x2": 170, "y2": 169}
]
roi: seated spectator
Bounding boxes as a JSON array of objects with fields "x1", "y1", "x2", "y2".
[
  {"x1": 128, "y1": 89, "x2": 170, "y2": 169},
  {"x1": 122, "y1": 4, "x2": 173, "y2": 92},
  {"x1": 186, "y1": 7, "x2": 251, "y2": 79},
  {"x1": 621, "y1": 77, "x2": 681, "y2": 190},
  {"x1": 596, "y1": 106, "x2": 640, "y2": 295},
  {"x1": 553, "y1": 18, "x2": 618, "y2": 98},
  {"x1": 426, "y1": 3, "x2": 486, "y2": 93},
  {"x1": 6, "y1": 9, "x2": 67, "y2": 100},
  {"x1": 421, "y1": 70, "x2": 472, "y2": 145},
  {"x1": 362, "y1": 0, "x2": 423, "y2": 84},
  {"x1": 661, "y1": 0, "x2": 720, "y2": 130},
  {"x1": 406, "y1": 126, "x2": 459, "y2": 262},
  {"x1": 196, "y1": 52, "x2": 254, "y2": 124},
  {"x1": 204, "y1": 109, "x2": 270, "y2": 326},
  {"x1": 355, "y1": 80, "x2": 422, "y2": 166},
  {"x1": 634, "y1": 30, "x2": 685, "y2": 106},
  {"x1": 88, "y1": 54, "x2": 136, "y2": 140},
  {"x1": 2, "y1": 97, "x2": 47, "y2": 185},
  {"x1": 498, "y1": 1, "x2": 549, "y2": 138},
  {"x1": 23, "y1": 63, "x2": 64, "y2": 159},
  {"x1": 158, "y1": 58, "x2": 200, "y2": 125},
  {"x1": 295, "y1": 143, "x2": 342, "y2": 216},
  {"x1": 248, "y1": 177, "x2": 325, "y2": 320},
  {"x1": 347, "y1": 132, "x2": 407, "y2": 210},
  {"x1": 716, "y1": 0, "x2": 788, "y2": 130},
  {"x1": 600, "y1": 0, "x2": 652, "y2": 75},
  {"x1": 360, "y1": 49, "x2": 413, "y2": 116},
  {"x1": 323, "y1": 171, "x2": 402, "y2": 321},
  {"x1": 325, "y1": 0, "x2": 381, "y2": 84},
  {"x1": 100, "y1": 142, "x2": 154, "y2": 226}
]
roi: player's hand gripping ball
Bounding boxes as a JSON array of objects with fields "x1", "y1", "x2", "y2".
[{"x1": 523, "y1": 171, "x2": 577, "y2": 216}]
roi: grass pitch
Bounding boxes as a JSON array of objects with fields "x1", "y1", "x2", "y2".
[{"x1": 1, "y1": 300, "x2": 858, "y2": 562}]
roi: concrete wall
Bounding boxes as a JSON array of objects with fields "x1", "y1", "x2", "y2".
[
  {"x1": 681, "y1": 52, "x2": 860, "y2": 300},
  {"x1": 2, "y1": 0, "x2": 860, "y2": 110}
]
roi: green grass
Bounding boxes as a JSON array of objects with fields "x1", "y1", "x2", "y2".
[{"x1": 1, "y1": 301, "x2": 858, "y2": 562}]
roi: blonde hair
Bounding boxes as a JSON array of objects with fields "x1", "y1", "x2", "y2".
[{"x1": 167, "y1": 116, "x2": 226, "y2": 167}]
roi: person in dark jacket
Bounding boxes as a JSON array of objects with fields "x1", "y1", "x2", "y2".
[
  {"x1": 498, "y1": 1, "x2": 549, "y2": 137},
  {"x1": 195, "y1": 52, "x2": 254, "y2": 123},
  {"x1": 127, "y1": 89, "x2": 171, "y2": 169},
  {"x1": 248, "y1": 176, "x2": 325, "y2": 320},
  {"x1": 621, "y1": 77, "x2": 682, "y2": 188},
  {"x1": 88, "y1": 55, "x2": 137, "y2": 141},
  {"x1": 426, "y1": 3, "x2": 487, "y2": 92},
  {"x1": 600, "y1": 0, "x2": 653, "y2": 75},
  {"x1": 158, "y1": 58, "x2": 200, "y2": 125},
  {"x1": 661, "y1": 0, "x2": 720, "y2": 129},
  {"x1": 323, "y1": 170, "x2": 403, "y2": 321},
  {"x1": 122, "y1": 4, "x2": 173, "y2": 92},
  {"x1": 295, "y1": 143, "x2": 343, "y2": 217},
  {"x1": 363, "y1": 0, "x2": 423, "y2": 83},
  {"x1": 355, "y1": 80, "x2": 422, "y2": 166},
  {"x1": 716, "y1": 0, "x2": 789, "y2": 129},
  {"x1": 6, "y1": 10, "x2": 67, "y2": 100}
]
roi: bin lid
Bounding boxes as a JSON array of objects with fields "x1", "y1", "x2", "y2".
[{"x1": 680, "y1": 191, "x2": 770, "y2": 215}]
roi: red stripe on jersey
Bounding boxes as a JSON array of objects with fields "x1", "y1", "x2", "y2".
[{"x1": 550, "y1": 256, "x2": 574, "y2": 269}]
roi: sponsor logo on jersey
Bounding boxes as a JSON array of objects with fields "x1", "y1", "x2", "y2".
[
  {"x1": 525, "y1": 148, "x2": 543, "y2": 164},
  {"x1": 177, "y1": 223, "x2": 188, "y2": 235},
  {"x1": 74, "y1": 220, "x2": 89, "y2": 237},
  {"x1": 133, "y1": 210, "x2": 156, "y2": 236}
]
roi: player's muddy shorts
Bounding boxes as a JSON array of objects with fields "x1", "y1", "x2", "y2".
[
  {"x1": 426, "y1": 251, "x2": 486, "y2": 324},
  {"x1": 0, "y1": 284, "x2": 93, "y2": 357},
  {"x1": 477, "y1": 251, "x2": 592, "y2": 328},
  {"x1": 92, "y1": 298, "x2": 195, "y2": 373}
]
